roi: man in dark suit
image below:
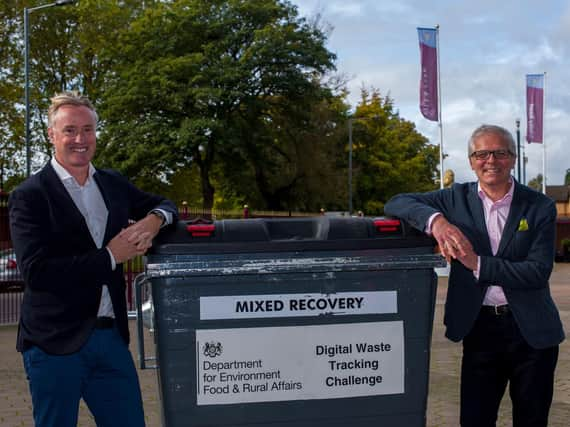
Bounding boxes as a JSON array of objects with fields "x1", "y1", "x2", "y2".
[
  {"x1": 385, "y1": 124, "x2": 564, "y2": 427},
  {"x1": 9, "y1": 92, "x2": 178, "y2": 427}
]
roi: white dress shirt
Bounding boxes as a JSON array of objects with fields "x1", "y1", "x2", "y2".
[{"x1": 50, "y1": 158, "x2": 115, "y2": 318}]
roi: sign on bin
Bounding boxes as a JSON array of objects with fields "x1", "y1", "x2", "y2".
[
  {"x1": 196, "y1": 321, "x2": 404, "y2": 405},
  {"x1": 200, "y1": 291, "x2": 398, "y2": 320}
]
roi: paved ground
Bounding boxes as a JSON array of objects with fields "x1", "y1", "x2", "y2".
[{"x1": 1, "y1": 263, "x2": 569, "y2": 426}]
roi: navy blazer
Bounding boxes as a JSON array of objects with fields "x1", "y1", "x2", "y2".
[
  {"x1": 385, "y1": 181, "x2": 564, "y2": 349},
  {"x1": 9, "y1": 163, "x2": 178, "y2": 355}
]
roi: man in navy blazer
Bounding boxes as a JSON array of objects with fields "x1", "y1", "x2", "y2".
[
  {"x1": 9, "y1": 92, "x2": 178, "y2": 427},
  {"x1": 385, "y1": 124, "x2": 563, "y2": 427}
]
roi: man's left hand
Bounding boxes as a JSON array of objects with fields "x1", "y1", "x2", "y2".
[{"x1": 120, "y1": 215, "x2": 162, "y2": 253}]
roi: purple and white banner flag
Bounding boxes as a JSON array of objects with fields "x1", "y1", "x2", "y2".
[
  {"x1": 526, "y1": 74, "x2": 544, "y2": 143},
  {"x1": 418, "y1": 28, "x2": 438, "y2": 121}
]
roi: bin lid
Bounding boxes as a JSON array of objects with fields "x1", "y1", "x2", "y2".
[{"x1": 149, "y1": 217, "x2": 438, "y2": 255}]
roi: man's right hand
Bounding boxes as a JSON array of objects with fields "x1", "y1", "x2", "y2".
[{"x1": 431, "y1": 215, "x2": 477, "y2": 270}]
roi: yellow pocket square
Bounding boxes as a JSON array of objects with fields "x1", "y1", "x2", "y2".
[{"x1": 518, "y1": 218, "x2": 529, "y2": 231}]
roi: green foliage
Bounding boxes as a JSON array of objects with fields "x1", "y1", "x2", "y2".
[
  {"x1": 350, "y1": 88, "x2": 439, "y2": 215},
  {"x1": 222, "y1": 81, "x2": 350, "y2": 211},
  {"x1": 0, "y1": 0, "x2": 143, "y2": 182},
  {"x1": 528, "y1": 174, "x2": 543, "y2": 191},
  {"x1": 0, "y1": 1, "x2": 24, "y2": 189},
  {"x1": 2, "y1": 0, "x2": 437, "y2": 215},
  {"x1": 565, "y1": 168, "x2": 570, "y2": 186},
  {"x1": 96, "y1": 0, "x2": 338, "y2": 209},
  {"x1": 163, "y1": 166, "x2": 204, "y2": 207}
]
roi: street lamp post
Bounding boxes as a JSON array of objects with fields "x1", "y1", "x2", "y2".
[
  {"x1": 515, "y1": 119, "x2": 521, "y2": 182},
  {"x1": 523, "y1": 150, "x2": 527, "y2": 185},
  {"x1": 348, "y1": 118, "x2": 353, "y2": 215},
  {"x1": 24, "y1": 0, "x2": 75, "y2": 177}
]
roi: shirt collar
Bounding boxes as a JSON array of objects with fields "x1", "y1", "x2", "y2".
[
  {"x1": 477, "y1": 177, "x2": 515, "y2": 205},
  {"x1": 50, "y1": 157, "x2": 96, "y2": 187}
]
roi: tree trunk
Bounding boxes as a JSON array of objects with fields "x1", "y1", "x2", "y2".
[{"x1": 200, "y1": 167, "x2": 215, "y2": 210}]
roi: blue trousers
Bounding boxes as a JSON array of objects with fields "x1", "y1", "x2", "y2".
[{"x1": 22, "y1": 327, "x2": 145, "y2": 427}]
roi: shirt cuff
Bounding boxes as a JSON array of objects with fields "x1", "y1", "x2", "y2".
[
  {"x1": 426, "y1": 212, "x2": 442, "y2": 235},
  {"x1": 473, "y1": 256, "x2": 481, "y2": 279},
  {"x1": 106, "y1": 247, "x2": 117, "y2": 270}
]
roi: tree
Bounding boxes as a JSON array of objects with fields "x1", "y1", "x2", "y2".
[
  {"x1": 96, "y1": 0, "x2": 337, "y2": 209},
  {"x1": 1, "y1": 0, "x2": 143, "y2": 182},
  {"x1": 3, "y1": 0, "x2": 435, "y2": 214},
  {"x1": 350, "y1": 89, "x2": 439, "y2": 214},
  {"x1": 28, "y1": 0, "x2": 144, "y2": 159},
  {"x1": 0, "y1": 1, "x2": 25, "y2": 189},
  {"x1": 528, "y1": 174, "x2": 543, "y2": 191},
  {"x1": 565, "y1": 168, "x2": 570, "y2": 186},
  {"x1": 221, "y1": 82, "x2": 350, "y2": 211}
]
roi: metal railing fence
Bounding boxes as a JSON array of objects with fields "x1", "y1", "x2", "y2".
[{"x1": 0, "y1": 198, "x2": 320, "y2": 325}]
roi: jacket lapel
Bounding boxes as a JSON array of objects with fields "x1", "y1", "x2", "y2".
[
  {"x1": 42, "y1": 164, "x2": 93, "y2": 239},
  {"x1": 467, "y1": 183, "x2": 493, "y2": 255},
  {"x1": 93, "y1": 170, "x2": 119, "y2": 245}
]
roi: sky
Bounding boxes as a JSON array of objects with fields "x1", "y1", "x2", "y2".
[{"x1": 293, "y1": 0, "x2": 570, "y2": 186}]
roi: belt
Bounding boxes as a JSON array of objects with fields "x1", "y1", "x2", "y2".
[
  {"x1": 481, "y1": 304, "x2": 510, "y2": 316},
  {"x1": 95, "y1": 317, "x2": 115, "y2": 329}
]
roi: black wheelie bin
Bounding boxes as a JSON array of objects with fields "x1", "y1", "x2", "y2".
[{"x1": 135, "y1": 216, "x2": 445, "y2": 427}]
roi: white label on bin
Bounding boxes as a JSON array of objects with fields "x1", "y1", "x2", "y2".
[
  {"x1": 195, "y1": 321, "x2": 404, "y2": 405},
  {"x1": 199, "y1": 291, "x2": 397, "y2": 320}
]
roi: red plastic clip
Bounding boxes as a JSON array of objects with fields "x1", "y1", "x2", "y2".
[
  {"x1": 373, "y1": 219, "x2": 401, "y2": 233},
  {"x1": 186, "y1": 218, "x2": 215, "y2": 237},
  {"x1": 186, "y1": 224, "x2": 215, "y2": 237}
]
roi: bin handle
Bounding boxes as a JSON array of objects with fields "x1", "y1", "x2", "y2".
[{"x1": 135, "y1": 273, "x2": 158, "y2": 370}]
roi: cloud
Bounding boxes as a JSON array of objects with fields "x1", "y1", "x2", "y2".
[
  {"x1": 373, "y1": 3, "x2": 413, "y2": 15},
  {"x1": 328, "y1": 3, "x2": 364, "y2": 17},
  {"x1": 294, "y1": 0, "x2": 570, "y2": 184},
  {"x1": 484, "y1": 39, "x2": 562, "y2": 67}
]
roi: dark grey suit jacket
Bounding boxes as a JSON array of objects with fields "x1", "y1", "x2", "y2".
[
  {"x1": 385, "y1": 181, "x2": 564, "y2": 349},
  {"x1": 9, "y1": 163, "x2": 178, "y2": 355}
]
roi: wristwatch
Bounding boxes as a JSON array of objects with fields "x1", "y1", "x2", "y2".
[{"x1": 150, "y1": 210, "x2": 166, "y2": 226}]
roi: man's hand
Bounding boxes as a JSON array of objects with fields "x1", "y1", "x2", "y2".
[
  {"x1": 106, "y1": 215, "x2": 162, "y2": 264},
  {"x1": 122, "y1": 214, "x2": 162, "y2": 250},
  {"x1": 431, "y1": 215, "x2": 478, "y2": 271},
  {"x1": 106, "y1": 231, "x2": 148, "y2": 264}
]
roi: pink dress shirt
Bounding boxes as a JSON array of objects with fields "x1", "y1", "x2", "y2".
[
  {"x1": 477, "y1": 179, "x2": 515, "y2": 306},
  {"x1": 427, "y1": 179, "x2": 515, "y2": 307}
]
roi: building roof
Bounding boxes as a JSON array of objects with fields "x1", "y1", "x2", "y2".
[{"x1": 546, "y1": 185, "x2": 570, "y2": 202}]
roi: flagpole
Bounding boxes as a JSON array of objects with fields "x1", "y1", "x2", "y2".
[
  {"x1": 435, "y1": 24, "x2": 444, "y2": 189},
  {"x1": 542, "y1": 71, "x2": 547, "y2": 194}
]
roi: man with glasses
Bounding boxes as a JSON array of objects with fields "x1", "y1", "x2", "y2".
[{"x1": 385, "y1": 124, "x2": 563, "y2": 427}]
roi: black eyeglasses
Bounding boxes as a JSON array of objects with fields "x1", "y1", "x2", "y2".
[{"x1": 470, "y1": 149, "x2": 513, "y2": 160}]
